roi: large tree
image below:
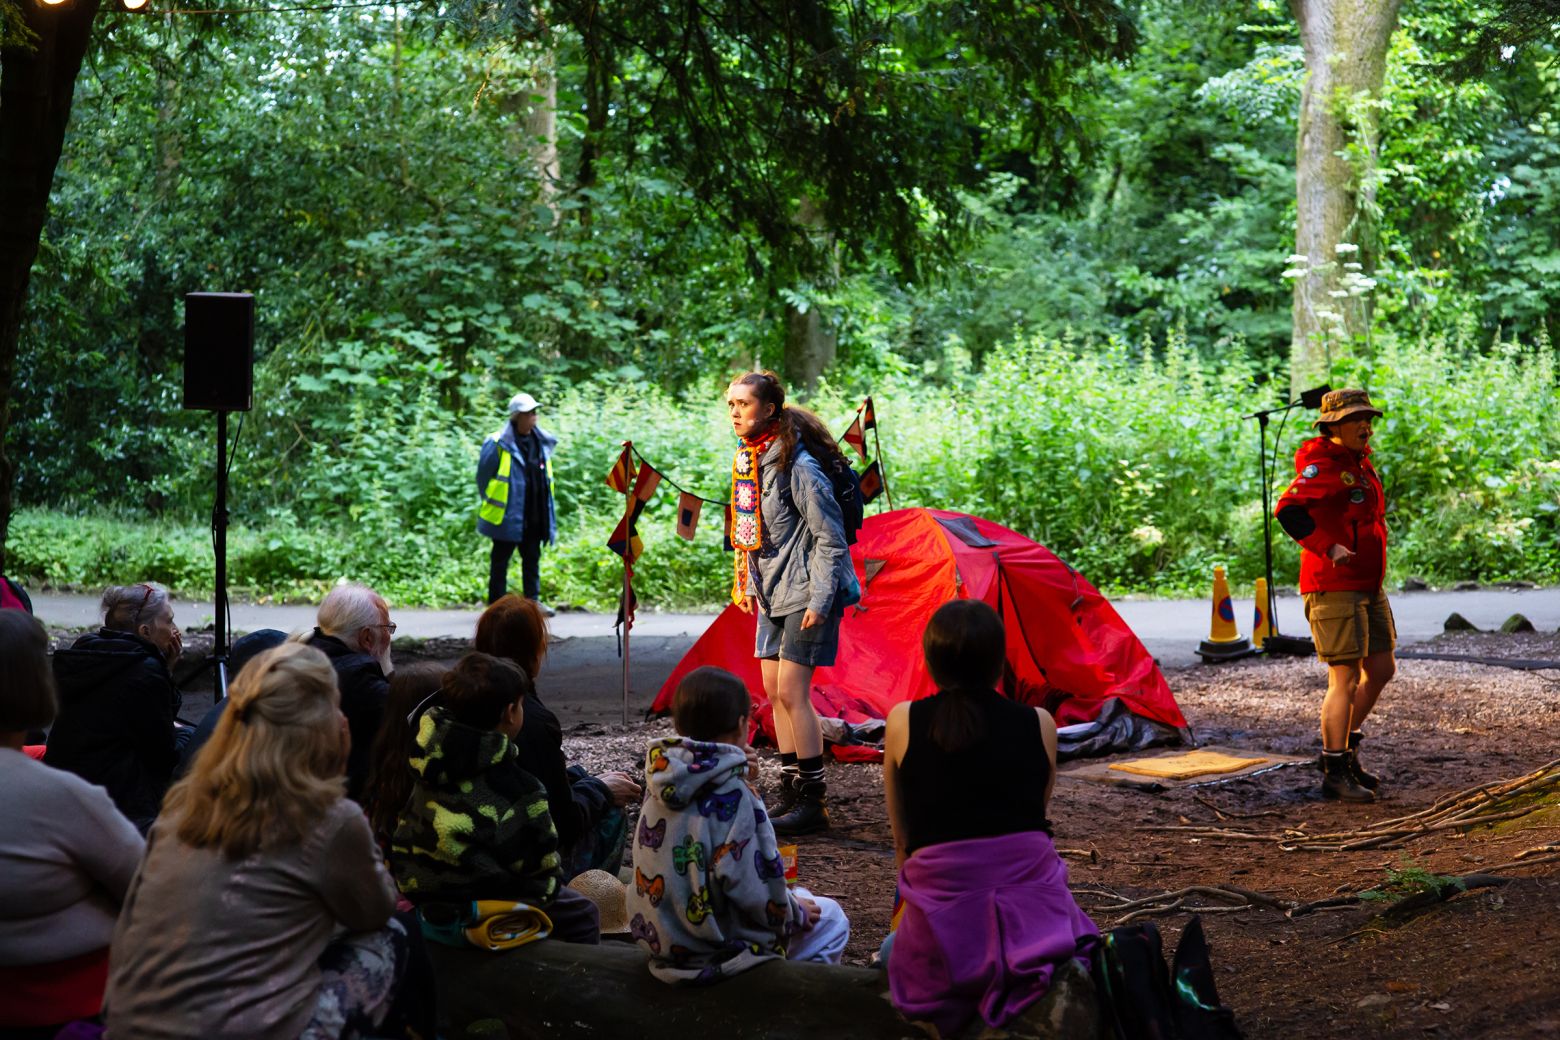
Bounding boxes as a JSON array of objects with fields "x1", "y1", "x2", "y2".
[
  {"x1": 1288, "y1": 0, "x2": 1403, "y2": 395},
  {"x1": 539, "y1": 0, "x2": 1136, "y2": 386},
  {"x1": 0, "y1": 0, "x2": 101, "y2": 572}
]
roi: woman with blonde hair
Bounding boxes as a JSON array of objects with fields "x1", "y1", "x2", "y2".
[{"x1": 107, "y1": 642, "x2": 404, "y2": 1040}]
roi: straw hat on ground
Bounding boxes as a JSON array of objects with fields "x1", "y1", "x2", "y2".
[{"x1": 568, "y1": 869, "x2": 630, "y2": 936}]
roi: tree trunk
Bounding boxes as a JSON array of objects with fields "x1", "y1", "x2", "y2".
[
  {"x1": 782, "y1": 196, "x2": 838, "y2": 391},
  {"x1": 0, "y1": 0, "x2": 101, "y2": 572},
  {"x1": 1288, "y1": 0, "x2": 1402, "y2": 397},
  {"x1": 784, "y1": 302, "x2": 836, "y2": 392},
  {"x1": 429, "y1": 939, "x2": 1100, "y2": 1040},
  {"x1": 523, "y1": 47, "x2": 558, "y2": 207}
]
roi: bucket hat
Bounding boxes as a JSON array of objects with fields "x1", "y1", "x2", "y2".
[{"x1": 1312, "y1": 388, "x2": 1382, "y2": 427}]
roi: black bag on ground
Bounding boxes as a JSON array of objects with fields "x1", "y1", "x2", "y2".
[{"x1": 1091, "y1": 916, "x2": 1243, "y2": 1040}]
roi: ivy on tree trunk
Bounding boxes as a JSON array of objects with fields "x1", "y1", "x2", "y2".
[{"x1": 1289, "y1": 0, "x2": 1402, "y2": 396}]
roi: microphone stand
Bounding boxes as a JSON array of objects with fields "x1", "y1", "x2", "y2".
[{"x1": 1241, "y1": 384, "x2": 1329, "y2": 656}]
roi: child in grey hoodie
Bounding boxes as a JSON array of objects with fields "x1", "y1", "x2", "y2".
[{"x1": 627, "y1": 666, "x2": 849, "y2": 984}]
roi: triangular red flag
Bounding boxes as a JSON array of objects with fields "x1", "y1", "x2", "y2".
[
  {"x1": 633, "y1": 464, "x2": 662, "y2": 503},
  {"x1": 842, "y1": 415, "x2": 868, "y2": 463},
  {"x1": 862, "y1": 397, "x2": 876, "y2": 430},
  {"x1": 604, "y1": 446, "x2": 635, "y2": 493},
  {"x1": 676, "y1": 493, "x2": 703, "y2": 541},
  {"x1": 858, "y1": 460, "x2": 883, "y2": 504}
]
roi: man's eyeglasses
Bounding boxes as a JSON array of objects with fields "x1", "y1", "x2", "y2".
[{"x1": 371, "y1": 622, "x2": 398, "y2": 635}]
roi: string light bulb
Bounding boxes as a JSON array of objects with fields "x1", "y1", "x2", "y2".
[
  {"x1": 123, "y1": 0, "x2": 148, "y2": 7},
  {"x1": 40, "y1": 0, "x2": 70, "y2": 6}
]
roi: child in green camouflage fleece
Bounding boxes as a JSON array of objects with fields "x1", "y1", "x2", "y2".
[{"x1": 389, "y1": 652, "x2": 599, "y2": 943}]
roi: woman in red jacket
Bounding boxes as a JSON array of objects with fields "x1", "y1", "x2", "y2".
[{"x1": 1275, "y1": 389, "x2": 1395, "y2": 803}]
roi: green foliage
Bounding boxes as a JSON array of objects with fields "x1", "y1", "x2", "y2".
[
  {"x1": 1357, "y1": 859, "x2": 1460, "y2": 903},
  {"x1": 12, "y1": 327, "x2": 1558, "y2": 608}
]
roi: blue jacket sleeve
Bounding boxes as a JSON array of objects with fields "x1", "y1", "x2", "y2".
[
  {"x1": 791, "y1": 455, "x2": 848, "y2": 615},
  {"x1": 476, "y1": 438, "x2": 499, "y2": 495}
]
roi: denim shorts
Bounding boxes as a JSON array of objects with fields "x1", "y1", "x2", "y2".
[{"x1": 755, "y1": 607, "x2": 843, "y2": 667}]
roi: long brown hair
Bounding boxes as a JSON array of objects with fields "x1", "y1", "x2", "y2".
[
  {"x1": 921, "y1": 600, "x2": 1007, "y2": 754},
  {"x1": 364, "y1": 660, "x2": 450, "y2": 841},
  {"x1": 164, "y1": 643, "x2": 346, "y2": 858},
  {"x1": 731, "y1": 370, "x2": 851, "y2": 475}
]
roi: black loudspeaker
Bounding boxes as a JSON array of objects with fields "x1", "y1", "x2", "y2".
[{"x1": 183, "y1": 292, "x2": 255, "y2": 411}]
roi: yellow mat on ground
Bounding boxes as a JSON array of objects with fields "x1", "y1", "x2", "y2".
[{"x1": 1109, "y1": 750, "x2": 1269, "y2": 780}]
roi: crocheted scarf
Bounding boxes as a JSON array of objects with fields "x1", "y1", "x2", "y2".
[{"x1": 730, "y1": 430, "x2": 778, "y2": 605}]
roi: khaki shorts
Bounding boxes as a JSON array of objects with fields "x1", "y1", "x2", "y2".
[{"x1": 1303, "y1": 590, "x2": 1396, "y2": 664}]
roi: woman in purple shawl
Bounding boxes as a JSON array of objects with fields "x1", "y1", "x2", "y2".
[{"x1": 881, "y1": 600, "x2": 1098, "y2": 1036}]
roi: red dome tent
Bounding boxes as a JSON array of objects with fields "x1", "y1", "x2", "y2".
[{"x1": 652, "y1": 508, "x2": 1189, "y2": 758}]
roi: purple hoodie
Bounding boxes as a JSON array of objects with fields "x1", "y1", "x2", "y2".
[{"x1": 890, "y1": 830, "x2": 1098, "y2": 1034}]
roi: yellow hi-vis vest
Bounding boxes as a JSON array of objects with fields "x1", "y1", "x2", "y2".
[{"x1": 478, "y1": 448, "x2": 512, "y2": 526}]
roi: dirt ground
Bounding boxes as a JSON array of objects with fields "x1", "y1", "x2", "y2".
[
  {"x1": 86, "y1": 625, "x2": 1560, "y2": 1038},
  {"x1": 551, "y1": 631, "x2": 1560, "y2": 1040}
]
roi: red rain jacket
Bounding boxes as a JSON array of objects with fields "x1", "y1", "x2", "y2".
[{"x1": 1274, "y1": 437, "x2": 1387, "y2": 594}]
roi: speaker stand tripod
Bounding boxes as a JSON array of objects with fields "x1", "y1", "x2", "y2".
[
  {"x1": 211, "y1": 409, "x2": 232, "y2": 700},
  {"x1": 1242, "y1": 385, "x2": 1330, "y2": 657}
]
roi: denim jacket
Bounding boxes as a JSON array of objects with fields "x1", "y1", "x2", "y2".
[{"x1": 745, "y1": 441, "x2": 859, "y2": 619}]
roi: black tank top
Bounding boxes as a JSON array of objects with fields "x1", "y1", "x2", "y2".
[{"x1": 900, "y1": 688, "x2": 1052, "y2": 855}]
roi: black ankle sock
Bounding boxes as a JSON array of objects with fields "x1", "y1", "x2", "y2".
[
  {"x1": 779, "y1": 752, "x2": 799, "y2": 777},
  {"x1": 797, "y1": 755, "x2": 825, "y2": 783}
]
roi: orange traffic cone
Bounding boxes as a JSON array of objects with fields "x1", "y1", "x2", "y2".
[
  {"x1": 1252, "y1": 577, "x2": 1273, "y2": 649},
  {"x1": 1197, "y1": 566, "x2": 1254, "y2": 662}
]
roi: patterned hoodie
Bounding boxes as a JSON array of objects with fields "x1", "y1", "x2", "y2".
[
  {"x1": 389, "y1": 707, "x2": 563, "y2": 907},
  {"x1": 627, "y1": 736, "x2": 809, "y2": 985}
]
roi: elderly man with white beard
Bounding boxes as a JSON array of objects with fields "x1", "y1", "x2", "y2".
[{"x1": 306, "y1": 583, "x2": 397, "y2": 803}]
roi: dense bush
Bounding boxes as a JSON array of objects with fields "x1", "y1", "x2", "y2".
[{"x1": 12, "y1": 330, "x2": 1557, "y2": 609}]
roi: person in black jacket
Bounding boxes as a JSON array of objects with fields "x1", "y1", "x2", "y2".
[
  {"x1": 45, "y1": 583, "x2": 192, "y2": 832},
  {"x1": 305, "y1": 583, "x2": 397, "y2": 803},
  {"x1": 474, "y1": 595, "x2": 640, "y2": 875}
]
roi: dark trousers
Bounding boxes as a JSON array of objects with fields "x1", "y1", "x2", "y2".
[{"x1": 489, "y1": 536, "x2": 542, "y2": 603}]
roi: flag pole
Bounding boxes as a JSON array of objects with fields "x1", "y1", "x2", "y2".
[
  {"x1": 621, "y1": 440, "x2": 632, "y2": 727},
  {"x1": 869, "y1": 398, "x2": 893, "y2": 509}
]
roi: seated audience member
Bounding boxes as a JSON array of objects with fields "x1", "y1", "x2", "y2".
[
  {"x1": 882, "y1": 600, "x2": 1097, "y2": 1036},
  {"x1": 107, "y1": 643, "x2": 405, "y2": 1040},
  {"x1": 628, "y1": 666, "x2": 849, "y2": 984},
  {"x1": 45, "y1": 582, "x2": 192, "y2": 831},
  {"x1": 474, "y1": 595, "x2": 640, "y2": 875},
  {"x1": 389, "y1": 652, "x2": 599, "y2": 944},
  {"x1": 0, "y1": 611, "x2": 145, "y2": 1034},
  {"x1": 175, "y1": 627, "x2": 289, "y2": 777},
  {"x1": 307, "y1": 583, "x2": 397, "y2": 801},
  {"x1": 364, "y1": 661, "x2": 451, "y2": 849}
]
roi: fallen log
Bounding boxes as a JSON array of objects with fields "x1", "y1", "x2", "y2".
[{"x1": 430, "y1": 938, "x2": 1102, "y2": 1040}]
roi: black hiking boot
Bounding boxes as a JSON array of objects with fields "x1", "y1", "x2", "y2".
[
  {"x1": 1320, "y1": 750, "x2": 1375, "y2": 803},
  {"x1": 1347, "y1": 730, "x2": 1381, "y2": 791},
  {"x1": 766, "y1": 771, "x2": 800, "y2": 818},
  {"x1": 772, "y1": 780, "x2": 830, "y2": 835}
]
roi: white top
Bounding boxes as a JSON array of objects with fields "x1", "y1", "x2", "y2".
[{"x1": 0, "y1": 747, "x2": 145, "y2": 966}]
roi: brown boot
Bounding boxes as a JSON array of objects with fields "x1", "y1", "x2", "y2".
[
  {"x1": 772, "y1": 780, "x2": 830, "y2": 835},
  {"x1": 1320, "y1": 750, "x2": 1375, "y2": 803},
  {"x1": 1347, "y1": 731, "x2": 1381, "y2": 791}
]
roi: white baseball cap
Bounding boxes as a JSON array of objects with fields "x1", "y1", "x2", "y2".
[{"x1": 507, "y1": 392, "x2": 541, "y2": 415}]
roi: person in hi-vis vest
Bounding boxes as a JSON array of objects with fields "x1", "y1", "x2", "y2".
[{"x1": 477, "y1": 392, "x2": 558, "y2": 613}]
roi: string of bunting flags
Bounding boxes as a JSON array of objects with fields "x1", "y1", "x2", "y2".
[{"x1": 602, "y1": 396, "x2": 889, "y2": 633}]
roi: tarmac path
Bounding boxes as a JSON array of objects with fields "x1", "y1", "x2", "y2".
[{"x1": 30, "y1": 587, "x2": 1559, "y2": 722}]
